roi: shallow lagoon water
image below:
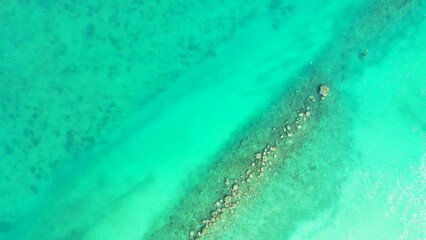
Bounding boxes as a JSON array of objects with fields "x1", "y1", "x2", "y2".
[{"x1": 0, "y1": 0, "x2": 425, "y2": 239}]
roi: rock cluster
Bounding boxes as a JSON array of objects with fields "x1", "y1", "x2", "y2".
[
  {"x1": 189, "y1": 178, "x2": 242, "y2": 238},
  {"x1": 188, "y1": 86, "x2": 327, "y2": 239}
]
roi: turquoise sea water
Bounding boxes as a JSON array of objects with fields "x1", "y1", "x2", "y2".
[{"x1": 0, "y1": 0, "x2": 425, "y2": 239}]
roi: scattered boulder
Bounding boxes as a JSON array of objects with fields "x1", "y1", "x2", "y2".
[
  {"x1": 202, "y1": 219, "x2": 210, "y2": 225},
  {"x1": 319, "y1": 84, "x2": 329, "y2": 97},
  {"x1": 201, "y1": 226, "x2": 207, "y2": 236}
]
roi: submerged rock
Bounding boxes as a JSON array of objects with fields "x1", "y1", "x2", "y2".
[
  {"x1": 319, "y1": 84, "x2": 329, "y2": 97},
  {"x1": 224, "y1": 178, "x2": 230, "y2": 186},
  {"x1": 211, "y1": 210, "x2": 218, "y2": 218},
  {"x1": 201, "y1": 226, "x2": 207, "y2": 235}
]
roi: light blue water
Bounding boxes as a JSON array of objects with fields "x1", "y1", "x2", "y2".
[{"x1": 0, "y1": 0, "x2": 425, "y2": 239}]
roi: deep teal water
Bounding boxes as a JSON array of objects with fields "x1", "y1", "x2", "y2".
[{"x1": 0, "y1": 0, "x2": 425, "y2": 239}]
